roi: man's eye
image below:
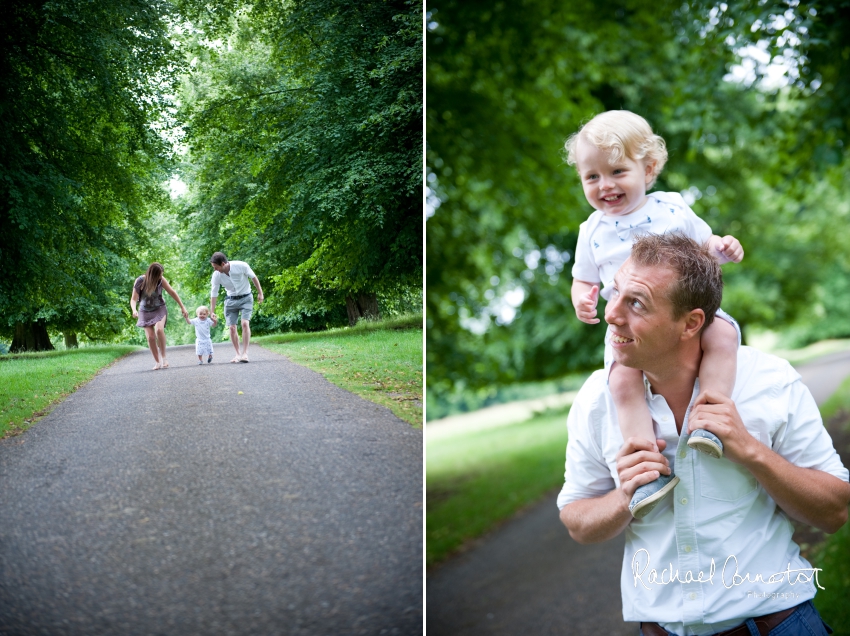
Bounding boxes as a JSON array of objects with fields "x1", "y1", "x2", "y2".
[{"x1": 631, "y1": 299, "x2": 644, "y2": 309}]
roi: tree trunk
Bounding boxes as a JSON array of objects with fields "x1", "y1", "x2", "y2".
[
  {"x1": 344, "y1": 293, "x2": 381, "y2": 326},
  {"x1": 64, "y1": 331, "x2": 79, "y2": 348},
  {"x1": 11, "y1": 321, "x2": 55, "y2": 352}
]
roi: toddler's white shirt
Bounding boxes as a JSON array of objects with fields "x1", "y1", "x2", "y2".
[
  {"x1": 190, "y1": 317, "x2": 214, "y2": 342},
  {"x1": 571, "y1": 192, "x2": 713, "y2": 301}
]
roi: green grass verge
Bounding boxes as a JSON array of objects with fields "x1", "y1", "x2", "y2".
[
  {"x1": 426, "y1": 408, "x2": 569, "y2": 566},
  {"x1": 818, "y1": 374, "x2": 850, "y2": 421},
  {"x1": 255, "y1": 316, "x2": 423, "y2": 427},
  {"x1": 0, "y1": 345, "x2": 142, "y2": 438},
  {"x1": 812, "y1": 515, "x2": 850, "y2": 634},
  {"x1": 811, "y1": 374, "x2": 850, "y2": 634}
]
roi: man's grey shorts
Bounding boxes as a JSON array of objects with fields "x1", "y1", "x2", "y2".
[{"x1": 224, "y1": 294, "x2": 254, "y2": 327}]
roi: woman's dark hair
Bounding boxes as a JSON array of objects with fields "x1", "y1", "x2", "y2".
[{"x1": 142, "y1": 262, "x2": 164, "y2": 298}]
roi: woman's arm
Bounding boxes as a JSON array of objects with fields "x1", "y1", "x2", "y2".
[
  {"x1": 130, "y1": 288, "x2": 140, "y2": 318},
  {"x1": 161, "y1": 278, "x2": 189, "y2": 318}
]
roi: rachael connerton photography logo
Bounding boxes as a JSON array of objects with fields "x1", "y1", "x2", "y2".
[{"x1": 630, "y1": 549, "x2": 825, "y2": 590}]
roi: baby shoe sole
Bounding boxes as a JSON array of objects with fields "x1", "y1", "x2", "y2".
[
  {"x1": 630, "y1": 475, "x2": 680, "y2": 520},
  {"x1": 687, "y1": 436, "x2": 723, "y2": 459}
]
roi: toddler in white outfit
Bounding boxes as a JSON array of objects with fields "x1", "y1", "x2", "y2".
[
  {"x1": 566, "y1": 111, "x2": 744, "y2": 519},
  {"x1": 186, "y1": 305, "x2": 217, "y2": 364}
]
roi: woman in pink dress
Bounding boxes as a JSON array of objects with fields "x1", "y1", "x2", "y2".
[{"x1": 130, "y1": 262, "x2": 189, "y2": 370}]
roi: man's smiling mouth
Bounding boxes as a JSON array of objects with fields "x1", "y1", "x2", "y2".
[{"x1": 610, "y1": 334, "x2": 634, "y2": 344}]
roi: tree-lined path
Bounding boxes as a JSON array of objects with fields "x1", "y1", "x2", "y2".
[{"x1": 0, "y1": 345, "x2": 422, "y2": 635}]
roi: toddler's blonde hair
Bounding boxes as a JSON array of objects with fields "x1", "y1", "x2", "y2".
[
  {"x1": 565, "y1": 110, "x2": 668, "y2": 187},
  {"x1": 195, "y1": 305, "x2": 209, "y2": 317}
]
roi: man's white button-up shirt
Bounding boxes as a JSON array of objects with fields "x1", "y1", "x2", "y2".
[
  {"x1": 557, "y1": 346, "x2": 849, "y2": 635},
  {"x1": 210, "y1": 261, "x2": 256, "y2": 298}
]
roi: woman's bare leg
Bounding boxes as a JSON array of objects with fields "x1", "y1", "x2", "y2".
[
  {"x1": 144, "y1": 326, "x2": 161, "y2": 370},
  {"x1": 155, "y1": 318, "x2": 168, "y2": 368}
]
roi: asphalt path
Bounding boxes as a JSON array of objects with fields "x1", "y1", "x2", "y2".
[
  {"x1": 426, "y1": 351, "x2": 850, "y2": 635},
  {"x1": 0, "y1": 344, "x2": 422, "y2": 636}
]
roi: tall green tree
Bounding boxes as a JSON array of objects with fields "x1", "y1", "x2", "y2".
[
  {"x1": 0, "y1": 0, "x2": 180, "y2": 350},
  {"x1": 179, "y1": 0, "x2": 422, "y2": 328},
  {"x1": 425, "y1": 0, "x2": 850, "y2": 414}
]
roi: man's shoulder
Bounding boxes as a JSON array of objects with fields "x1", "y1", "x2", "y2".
[
  {"x1": 573, "y1": 370, "x2": 614, "y2": 415},
  {"x1": 737, "y1": 345, "x2": 800, "y2": 389},
  {"x1": 230, "y1": 260, "x2": 250, "y2": 270}
]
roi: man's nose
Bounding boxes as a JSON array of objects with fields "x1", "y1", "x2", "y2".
[{"x1": 604, "y1": 295, "x2": 621, "y2": 325}]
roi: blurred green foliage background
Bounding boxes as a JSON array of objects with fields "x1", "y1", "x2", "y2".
[{"x1": 425, "y1": 0, "x2": 850, "y2": 419}]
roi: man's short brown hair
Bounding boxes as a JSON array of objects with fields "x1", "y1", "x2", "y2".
[
  {"x1": 630, "y1": 232, "x2": 722, "y2": 329},
  {"x1": 210, "y1": 252, "x2": 228, "y2": 266}
]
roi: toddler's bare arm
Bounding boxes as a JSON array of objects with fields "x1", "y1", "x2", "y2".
[{"x1": 571, "y1": 279, "x2": 600, "y2": 324}]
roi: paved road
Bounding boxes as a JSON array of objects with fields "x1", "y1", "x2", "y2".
[
  {"x1": 426, "y1": 352, "x2": 850, "y2": 635},
  {"x1": 0, "y1": 345, "x2": 422, "y2": 636},
  {"x1": 795, "y1": 349, "x2": 850, "y2": 405}
]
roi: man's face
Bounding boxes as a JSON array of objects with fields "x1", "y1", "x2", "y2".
[
  {"x1": 211, "y1": 262, "x2": 229, "y2": 274},
  {"x1": 604, "y1": 259, "x2": 687, "y2": 372}
]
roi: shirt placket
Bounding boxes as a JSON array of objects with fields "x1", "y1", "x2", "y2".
[{"x1": 648, "y1": 381, "x2": 704, "y2": 626}]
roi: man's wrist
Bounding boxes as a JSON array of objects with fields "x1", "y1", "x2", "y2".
[{"x1": 736, "y1": 436, "x2": 770, "y2": 472}]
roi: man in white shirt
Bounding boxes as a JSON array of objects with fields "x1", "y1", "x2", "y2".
[
  {"x1": 209, "y1": 252, "x2": 265, "y2": 363},
  {"x1": 558, "y1": 233, "x2": 850, "y2": 635}
]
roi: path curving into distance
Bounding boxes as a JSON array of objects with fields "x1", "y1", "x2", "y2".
[
  {"x1": 0, "y1": 345, "x2": 422, "y2": 636},
  {"x1": 425, "y1": 351, "x2": 850, "y2": 635}
]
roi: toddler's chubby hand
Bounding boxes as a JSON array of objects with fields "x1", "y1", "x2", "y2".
[
  {"x1": 712, "y1": 235, "x2": 744, "y2": 264},
  {"x1": 211, "y1": 315, "x2": 218, "y2": 325},
  {"x1": 575, "y1": 285, "x2": 600, "y2": 324}
]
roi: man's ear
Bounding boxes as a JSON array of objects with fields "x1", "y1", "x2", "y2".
[{"x1": 681, "y1": 309, "x2": 706, "y2": 342}]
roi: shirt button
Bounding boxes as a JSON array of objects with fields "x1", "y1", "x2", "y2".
[
  {"x1": 689, "y1": 592, "x2": 697, "y2": 600},
  {"x1": 678, "y1": 450, "x2": 687, "y2": 459},
  {"x1": 684, "y1": 545, "x2": 692, "y2": 553},
  {"x1": 680, "y1": 497, "x2": 688, "y2": 505},
  {"x1": 661, "y1": 416, "x2": 669, "y2": 422}
]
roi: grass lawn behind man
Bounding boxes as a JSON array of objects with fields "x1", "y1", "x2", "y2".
[{"x1": 255, "y1": 315, "x2": 423, "y2": 428}]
